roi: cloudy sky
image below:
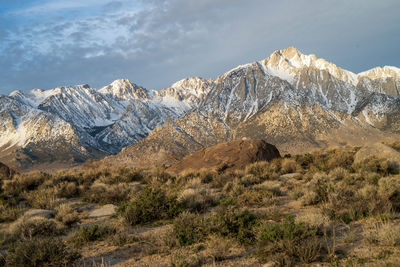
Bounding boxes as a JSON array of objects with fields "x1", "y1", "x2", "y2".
[{"x1": 0, "y1": 0, "x2": 399, "y2": 94}]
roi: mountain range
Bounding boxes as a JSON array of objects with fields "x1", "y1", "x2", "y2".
[{"x1": 1, "y1": 47, "x2": 399, "y2": 170}]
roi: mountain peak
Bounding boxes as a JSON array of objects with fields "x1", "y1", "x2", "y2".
[
  {"x1": 109, "y1": 78, "x2": 135, "y2": 88},
  {"x1": 99, "y1": 79, "x2": 149, "y2": 100},
  {"x1": 278, "y1": 46, "x2": 303, "y2": 58},
  {"x1": 358, "y1": 66, "x2": 400, "y2": 80},
  {"x1": 269, "y1": 46, "x2": 319, "y2": 69},
  {"x1": 168, "y1": 77, "x2": 211, "y2": 98},
  {"x1": 171, "y1": 77, "x2": 204, "y2": 88},
  {"x1": 262, "y1": 46, "x2": 359, "y2": 85}
]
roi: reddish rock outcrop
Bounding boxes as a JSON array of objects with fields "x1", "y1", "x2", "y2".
[{"x1": 168, "y1": 139, "x2": 280, "y2": 174}]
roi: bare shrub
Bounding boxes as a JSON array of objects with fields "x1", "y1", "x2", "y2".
[
  {"x1": 109, "y1": 231, "x2": 136, "y2": 247},
  {"x1": 54, "y1": 181, "x2": 79, "y2": 198},
  {"x1": 13, "y1": 172, "x2": 48, "y2": 191},
  {"x1": 6, "y1": 237, "x2": 80, "y2": 266},
  {"x1": 185, "y1": 177, "x2": 202, "y2": 189},
  {"x1": 353, "y1": 157, "x2": 398, "y2": 175},
  {"x1": 245, "y1": 161, "x2": 269, "y2": 177},
  {"x1": 257, "y1": 180, "x2": 282, "y2": 196},
  {"x1": 119, "y1": 186, "x2": 182, "y2": 225},
  {"x1": 211, "y1": 173, "x2": 236, "y2": 188},
  {"x1": 296, "y1": 211, "x2": 331, "y2": 229},
  {"x1": 223, "y1": 180, "x2": 245, "y2": 197},
  {"x1": 178, "y1": 186, "x2": 219, "y2": 212},
  {"x1": 237, "y1": 188, "x2": 278, "y2": 207},
  {"x1": 378, "y1": 176, "x2": 400, "y2": 201},
  {"x1": 83, "y1": 182, "x2": 134, "y2": 204},
  {"x1": 301, "y1": 191, "x2": 320, "y2": 206},
  {"x1": 210, "y1": 209, "x2": 257, "y2": 245},
  {"x1": 281, "y1": 158, "x2": 301, "y2": 174},
  {"x1": 326, "y1": 149, "x2": 355, "y2": 170},
  {"x1": 2, "y1": 173, "x2": 48, "y2": 199},
  {"x1": 169, "y1": 250, "x2": 203, "y2": 267},
  {"x1": 24, "y1": 188, "x2": 60, "y2": 210},
  {"x1": 300, "y1": 172, "x2": 332, "y2": 206},
  {"x1": 256, "y1": 216, "x2": 320, "y2": 263},
  {"x1": 149, "y1": 168, "x2": 175, "y2": 184},
  {"x1": 240, "y1": 174, "x2": 264, "y2": 186},
  {"x1": 269, "y1": 158, "x2": 282, "y2": 174},
  {"x1": 365, "y1": 220, "x2": 400, "y2": 246},
  {"x1": 321, "y1": 182, "x2": 392, "y2": 224},
  {"x1": 204, "y1": 235, "x2": 236, "y2": 261},
  {"x1": 357, "y1": 184, "x2": 377, "y2": 200},
  {"x1": 10, "y1": 216, "x2": 59, "y2": 239},
  {"x1": 365, "y1": 172, "x2": 381, "y2": 185},
  {"x1": 55, "y1": 204, "x2": 80, "y2": 227},
  {"x1": 0, "y1": 204, "x2": 25, "y2": 223},
  {"x1": 69, "y1": 223, "x2": 116, "y2": 247},
  {"x1": 173, "y1": 212, "x2": 207, "y2": 246},
  {"x1": 329, "y1": 167, "x2": 348, "y2": 181},
  {"x1": 291, "y1": 191, "x2": 304, "y2": 201}
]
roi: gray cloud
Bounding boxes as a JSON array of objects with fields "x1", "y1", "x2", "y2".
[
  {"x1": 0, "y1": 0, "x2": 399, "y2": 94},
  {"x1": 102, "y1": 1, "x2": 123, "y2": 12}
]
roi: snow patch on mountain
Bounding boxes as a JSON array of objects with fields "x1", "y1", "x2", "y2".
[
  {"x1": 358, "y1": 66, "x2": 400, "y2": 80},
  {"x1": 9, "y1": 88, "x2": 61, "y2": 107},
  {"x1": 2, "y1": 77, "x2": 212, "y2": 156},
  {"x1": 1, "y1": 46, "x2": 399, "y2": 169}
]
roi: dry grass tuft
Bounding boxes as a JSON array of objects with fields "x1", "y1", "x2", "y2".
[
  {"x1": 364, "y1": 220, "x2": 400, "y2": 246},
  {"x1": 281, "y1": 158, "x2": 302, "y2": 174},
  {"x1": 55, "y1": 204, "x2": 80, "y2": 227}
]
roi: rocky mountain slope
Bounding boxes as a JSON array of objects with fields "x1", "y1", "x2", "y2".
[
  {"x1": 109, "y1": 47, "x2": 400, "y2": 167},
  {"x1": 0, "y1": 78, "x2": 211, "y2": 169},
  {"x1": 1, "y1": 46, "x2": 399, "y2": 169}
]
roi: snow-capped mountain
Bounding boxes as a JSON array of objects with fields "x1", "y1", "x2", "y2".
[
  {"x1": 111, "y1": 47, "x2": 400, "y2": 167},
  {"x1": 1, "y1": 46, "x2": 399, "y2": 169},
  {"x1": 0, "y1": 77, "x2": 211, "y2": 168}
]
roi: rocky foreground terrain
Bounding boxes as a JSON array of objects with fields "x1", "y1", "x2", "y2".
[
  {"x1": 1, "y1": 140, "x2": 400, "y2": 266},
  {"x1": 1, "y1": 47, "x2": 400, "y2": 170}
]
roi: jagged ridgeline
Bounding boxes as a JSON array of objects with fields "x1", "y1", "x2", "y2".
[
  {"x1": 0, "y1": 78, "x2": 211, "y2": 169},
  {"x1": 1, "y1": 47, "x2": 400, "y2": 169}
]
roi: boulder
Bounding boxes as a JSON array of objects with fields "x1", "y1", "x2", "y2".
[
  {"x1": 279, "y1": 173, "x2": 302, "y2": 180},
  {"x1": 168, "y1": 139, "x2": 281, "y2": 174},
  {"x1": 24, "y1": 209, "x2": 55, "y2": 219},
  {"x1": 88, "y1": 204, "x2": 117, "y2": 218}
]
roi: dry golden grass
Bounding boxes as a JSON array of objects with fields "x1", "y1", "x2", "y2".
[
  {"x1": 55, "y1": 203, "x2": 80, "y2": 227},
  {"x1": 1, "y1": 145, "x2": 400, "y2": 266},
  {"x1": 281, "y1": 158, "x2": 302, "y2": 174},
  {"x1": 364, "y1": 219, "x2": 400, "y2": 246}
]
